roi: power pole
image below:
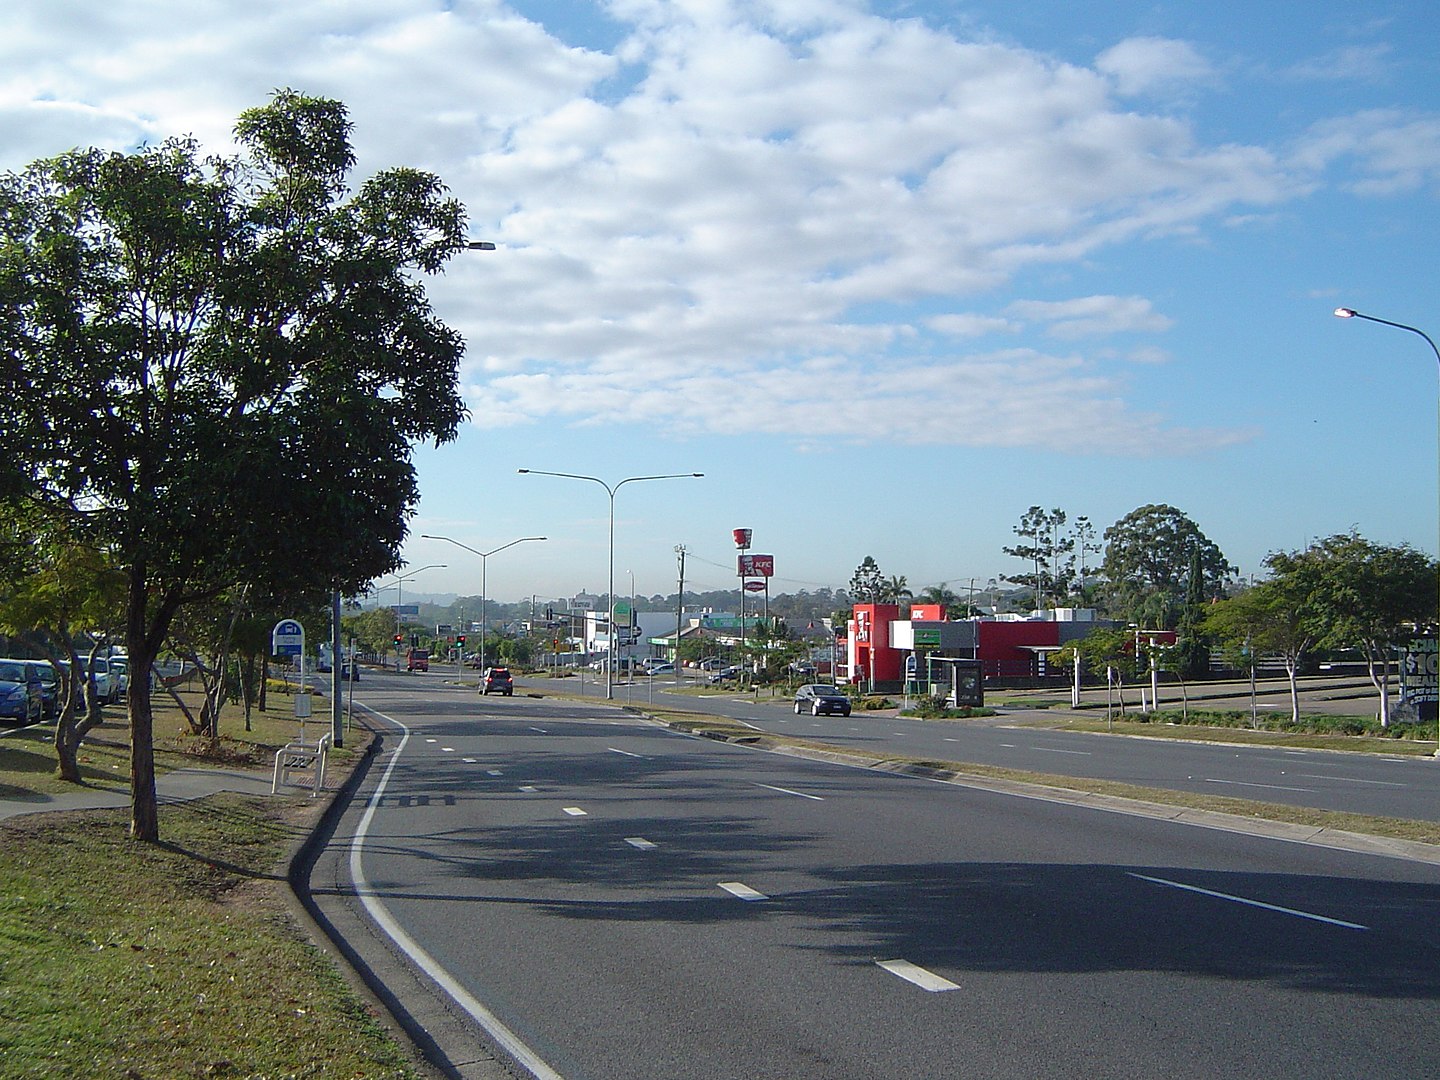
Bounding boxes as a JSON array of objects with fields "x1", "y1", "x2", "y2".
[{"x1": 674, "y1": 545, "x2": 687, "y2": 682}]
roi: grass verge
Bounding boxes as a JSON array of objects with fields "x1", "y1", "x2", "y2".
[{"x1": 0, "y1": 792, "x2": 421, "y2": 1080}]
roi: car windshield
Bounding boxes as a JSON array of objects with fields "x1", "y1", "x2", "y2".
[{"x1": 0, "y1": 662, "x2": 28, "y2": 682}]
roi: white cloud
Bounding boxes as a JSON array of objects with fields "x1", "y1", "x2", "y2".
[
  {"x1": 1, "y1": 1, "x2": 1318, "y2": 457},
  {"x1": 1095, "y1": 37, "x2": 1214, "y2": 98},
  {"x1": 1005, "y1": 296, "x2": 1175, "y2": 339},
  {"x1": 1292, "y1": 110, "x2": 1440, "y2": 196}
]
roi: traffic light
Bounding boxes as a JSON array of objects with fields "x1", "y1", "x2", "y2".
[
  {"x1": 457, "y1": 634, "x2": 467, "y2": 647},
  {"x1": 393, "y1": 633, "x2": 403, "y2": 648}
]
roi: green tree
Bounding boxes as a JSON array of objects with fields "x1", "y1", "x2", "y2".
[
  {"x1": 0, "y1": 91, "x2": 468, "y2": 840},
  {"x1": 879, "y1": 574, "x2": 912, "y2": 605},
  {"x1": 1204, "y1": 576, "x2": 1318, "y2": 724},
  {"x1": 1002, "y1": 507, "x2": 1072, "y2": 609},
  {"x1": 1290, "y1": 534, "x2": 1436, "y2": 727},
  {"x1": 1101, "y1": 504, "x2": 1233, "y2": 628},
  {"x1": 1175, "y1": 543, "x2": 1212, "y2": 680},
  {"x1": 849, "y1": 556, "x2": 885, "y2": 604}
]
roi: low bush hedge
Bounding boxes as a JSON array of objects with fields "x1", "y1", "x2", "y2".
[{"x1": 1140, "y1": 708, "x2": 1430, "y2": 740}]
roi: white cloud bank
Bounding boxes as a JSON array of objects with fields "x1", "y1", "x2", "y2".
[{"x1": 0, "y1": 0, "x2": 1424, "y2": 456}]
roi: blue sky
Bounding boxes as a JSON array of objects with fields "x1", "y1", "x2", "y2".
[{"x1": 5, "y1": 1, "x2": 1439, "y2": 604}]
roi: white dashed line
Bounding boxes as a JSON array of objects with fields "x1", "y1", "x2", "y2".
[
  {"x1": 1129, "y1": 873, "x2": 1368, "y2": 930},
  {"x1": 719, "y1": 881, "x2": 767, "y2": 901},
  {"x1": 1204, "y1": 778, "x2": 1314, "y2": 793},
  {"x1": 877, "y1": 959, "x2": 960, "y2": 992},
  {"x1": 625, "y1": 837, "x2": 658, "y2": 850},
  {"x1": 562, "y1": 806, "x2": 588, "y2": 817},
  {"x1": 754, "y1": 782, "x2": 824, "y2": 801},
  {"x1": 609, "y1": 747, "x2": 644, "y2": 758}
]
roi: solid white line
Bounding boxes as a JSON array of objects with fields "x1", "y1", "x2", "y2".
[
  {"x1": 719, "y1": 881, "x2": 768, "y2": 901},
  {"x1": 1204, "y1": 777, "x2": 1314, "y2": 793},
  {"x1": 1128, "y1": 873, "x2": 1369, "y2": 930},
  {"x1": 877, "y1": 959, "x2": 960, "y2": 992},
  {"x1": 563, "y1": 806, "x2": 588, "y2": 816},
  {"x1": 346, "y1": 706, "x2": 564, "y2": 1080},
  {"x1": 754, "y1": 782, "x2": 825, "y2": 801},
  {"x1": 625, "y1": 837, "x2": 658, "y2": 850},
  {"x1": 609, "y1": 747, "x2": 644, "y2": 758}
]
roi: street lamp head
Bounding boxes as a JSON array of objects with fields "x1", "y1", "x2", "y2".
[
  {"x1": 1334, "y1": 308, "x2": 1357, "y2": 318},
  {"x1": 464, "y1": 241, "x2": 497, "y2": 250}
]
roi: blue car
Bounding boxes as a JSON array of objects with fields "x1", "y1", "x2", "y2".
[{"x1": 0, "y1": 659, "x2": 44, "y2": 724}]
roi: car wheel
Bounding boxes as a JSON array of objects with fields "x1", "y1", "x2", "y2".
[
  {"x1": 505, "y1": 689, "x2": 513, "y2": 696},
  {"x1": 812, "y1": 703, "x2": 821, "y2": 715},
  {"x1": 794, "y1": 702, "x2": 802, "y2": 714}
]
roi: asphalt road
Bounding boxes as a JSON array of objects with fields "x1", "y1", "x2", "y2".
[
  {"x1": 307, "y1": 672, "x2": 1440, "y2": 1079},
  {"x1": 539, "y1": 672, "x2": 1440, "y2": 823}
]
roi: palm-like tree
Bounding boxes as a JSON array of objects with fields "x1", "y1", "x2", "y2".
[{"x1": 878, "y1": 575, "x2": 912, "y2": 604}]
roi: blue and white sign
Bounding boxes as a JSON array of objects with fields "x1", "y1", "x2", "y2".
[{"x1": 271, "y1": 619, "x2": 305, "y2": 658}]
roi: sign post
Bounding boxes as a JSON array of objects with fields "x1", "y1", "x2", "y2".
[{"x1": 271, "y1": 619, "x2": 309, "y2": 740}]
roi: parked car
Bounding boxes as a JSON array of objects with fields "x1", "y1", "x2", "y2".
[
  {"x1": 0, "y1": 659, "x2": 43, "y2": 724},
  {"x1": 481, "y1": 667, "x2": 513, "y2": 696},
  {"x1": 406, "y1": 648, "x2": 430, "y2": 672},
  {"x1": 707, "y1": 665, "x2": 742, "y2": 684},
  {"x1": 645, "y1": 662, "x2": 676, "y2": 676},
  {"x1": 25, "y1": 660, "x2": 60, "y2": 718},
  {"x1": 788, "y1": 660, "x2": 816, "y2": 678},
  {"x1": 698, "y1": 657, "x2": 729, "y2": 672},
  {"x1": 108, "y1": 656, "x2": 130, "y2": 700},
  {"x1": 794, "y1": 683, "x2": 852, "y2": 716}
]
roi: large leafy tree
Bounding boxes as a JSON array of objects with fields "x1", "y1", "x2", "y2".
[
  {"x1": 1101, "y1": 504, "x2": 1233, "y2": 628},
  {"x1": 1280, "y1": 534, "x2": 1435, "y2": 727},
  {"x1": 0, "y1": 90, "x2": 468, "y2": 840},
  {"x1": 1204, "y1": 576, "x2": 1319, "y2": 723}
]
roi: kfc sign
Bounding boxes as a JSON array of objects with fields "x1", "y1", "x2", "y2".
[{"x1": 737, "y1": 553, "x2": 775, "y2": 577}]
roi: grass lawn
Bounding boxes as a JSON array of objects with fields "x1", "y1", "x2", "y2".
[{"x1": 0, "y1": 685, "x2": 424, "y2": 1080}]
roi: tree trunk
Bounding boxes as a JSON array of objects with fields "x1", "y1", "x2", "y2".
[
  {"x1": 127, "y1": 568, "x2": 161, "y2": 843},
  {"x1": 1285, "y1": 656, "x2": 1302, "y2": 724},
  {"x1": 1365, "y1": 649, "x2": 1391, "y2": 728}
]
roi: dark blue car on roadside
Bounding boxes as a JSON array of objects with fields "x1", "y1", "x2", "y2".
[{"x1": 0, "y1": 659, "x2": 44, "y2": 724}]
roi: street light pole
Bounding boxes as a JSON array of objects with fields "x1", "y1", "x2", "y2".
[
  {"x1": 519, "y1": 469, "x2": 704, "y2": 699},
  {"x1": 1334, "y1": 307, "x2": 1440, "y2": 754},
  {"x1": 420, "y1": 535, "x2": 546, "y2": 676},
  {"x1": 374, "y1": 564, "x2": 447, "y2": 668}
]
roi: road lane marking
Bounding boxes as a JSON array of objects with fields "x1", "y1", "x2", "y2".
[
  {"x1": 519, "y1": 785, "x2": 539, "y2": 793},
  {"x1": 1128, "y1": 873, "x2": 1369, "y2": 930},
  {"x1": 486, "y1": 769, "x2": 504, "y2": 776},
  {"x1": 754, "y1": 782, "x2": 825, "y2": 801},
  {"x1": 625, "y1": 837, "x2": 658, "y2": 850},
  {"x1": 609, "y1": 747, "x2": 644, "y2": 758},
  {"x1": 345, "y1": 704, "x2": 564, "y2": 1080},
  {"x1": 562, "y1": 806, "x2": 588, "y2": 816},
  {"x1": 877, "y1": 959, "x2": 960, "y2": 992},
  {"x1": 1204, "y1": 778, "x2": 1314, "y2": 793},
  {"x1": 442, "y1": 747, "x2": 455, "y2": 752},
  {"x1": 528, "y1": 726, "x2": 548, "y2": 733},
  {"x1": 1296, "y1": 773, "x2": 1405, "y2": 788},
  {"x1": 1033, "y1": 747, "x2": 1091, "y2": 756},
  {"x1": 719, "y1": 881, "x2": 768, "y2": 901},
  {"x1": 462, "y1": 757, "x2": 477, "y2": 763}
]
